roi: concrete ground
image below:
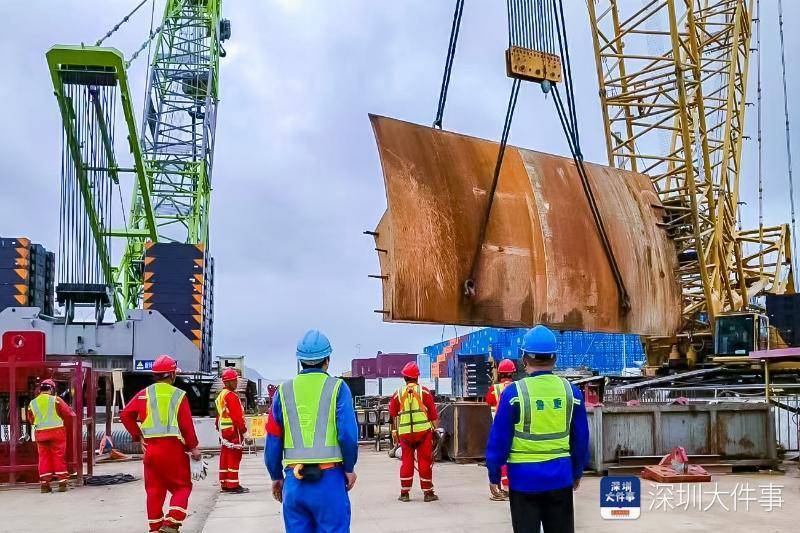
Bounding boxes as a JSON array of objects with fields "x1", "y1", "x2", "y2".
[{"x1": 1, "y1": 450, "x2": 799, "y2": 532}]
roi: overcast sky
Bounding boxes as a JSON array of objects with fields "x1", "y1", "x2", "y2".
[{"x1": 1, "y1": 1, "x2": 798, "y2": 378}]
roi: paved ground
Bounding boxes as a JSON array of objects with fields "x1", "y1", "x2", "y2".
[{"x1": 1, "y1": 450, "x2": 799, "y2": 532}]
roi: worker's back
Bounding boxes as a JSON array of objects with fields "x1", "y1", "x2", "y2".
[
  {"x1": 139, "y1": 382, "x2": 187, "y2": 442},
  {"x1": 279, "y1": 371, "x2": 344, "y2": 466}
]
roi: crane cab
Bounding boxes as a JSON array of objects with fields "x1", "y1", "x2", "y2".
[{"x1": 712, "y1": 312, "x2": 770, "y2": 358}]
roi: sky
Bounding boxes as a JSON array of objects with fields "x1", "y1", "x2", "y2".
[{"x1": 0, "y1": 1, "x2": 798, "y2": 378}]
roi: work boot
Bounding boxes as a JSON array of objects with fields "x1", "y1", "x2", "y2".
[
  {"x1": 225, "y1": 486, "x2": 250, "y2": 494},
  {"x1": 58, "y1": 481, "x2": 68, "y2": 492},
  {"x1": 40, "y1": 483, "x2": 52, "y2": 494},
  {"x1": 158, "y1": 526, "x2": 180, "y2": 533},
  {"x1": 423, "y1": 491, "x2": 439, "y2": 502},
  {"x1": 398, "y1": 492, "x2": 410, "y2": 502}
]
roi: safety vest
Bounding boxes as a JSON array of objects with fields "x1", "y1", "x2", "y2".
[
  {"x1": 215, "y1": 389, "x2": 234, "y2": 431},
  {"x1": 508, "y1": 374, "x2": 578, "y2": 464},
  {"x1": 29, "y1": 394, "x2": 64, "y2": 432},
  {"x1": 395, "y1": 383, "x2": 432, "y2": 435},
  {"x1": 490, "y1": 381, "x2": 511, "y2": 418},
  {"x1": 140, "y1": 383, "x2": 186, "y2": 441},
  {"x1": 279, "y1": 372, "x2": 343, "y2": 466}
]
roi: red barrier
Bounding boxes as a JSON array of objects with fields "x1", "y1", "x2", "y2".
[{"x1": 0, "y1": 331, "x2": 95, "y2": 485}]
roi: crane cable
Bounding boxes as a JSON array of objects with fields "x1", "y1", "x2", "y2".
[
  {"x1": 550, "y1": 0, "x2": 629, "y2": 311},
  {"x1": 756, "y1": 0, "x2": 764, "y2": 276},
  {"x1": 433, "y1": 0, "x2": 466, "y2": 129},
  {"x1": 777, "y1": 0, "x2": 798, "y2": 286},
  {"x1": 95, "y1": 0, "x2": 150, "y2": 47},
  {"x1": 464, "y1": 78, "x2": 521, "y2": 296}
]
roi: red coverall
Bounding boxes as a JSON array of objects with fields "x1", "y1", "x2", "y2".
[
  {"x1": 388, "y1": 385, "x2": 439, "y2": 494},
  {"x1": 121, "y1": 388, "x2": 199, "y2": 532},
  {"x1": 216, "y1": 390, "x2": 247, "y2": 490},
  {"x1": 485, "y1": 379, "x2": 513, "y2": 489},
  {"x1": 26, "y1": 396, "x2": 75, "y2": 484}
]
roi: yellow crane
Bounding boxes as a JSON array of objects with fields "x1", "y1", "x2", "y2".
[
  {"x1": 370, "y1": 0, "x2": 796, "y2": 372},
  {"x1": 586, "y1": 0, "x2": 793, "y2": 367}
]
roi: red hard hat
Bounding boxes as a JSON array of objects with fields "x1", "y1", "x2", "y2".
[
  {"x1": 221, "y1": 368, "x2": 239, "y2": 382},
  {"x1": 497, "y1": 359, "x2": 516, "y2": 373},
  {"x1": 40, "y1": 379, "x2": 56, "y2": 388},
  {"x1": 152, "y1": 355, "x2": 178, "y2": 373},
  {"x1": 401, "y1": 361, "x2": 420, "y2": 379}
]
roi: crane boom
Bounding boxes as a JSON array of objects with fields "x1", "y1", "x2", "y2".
[
  {"x1": 47, "y1": 0, "x2": 228, "y2": 320},
  {"x1": 586, "y1": 0, "x2": 793, "y2": 337}
]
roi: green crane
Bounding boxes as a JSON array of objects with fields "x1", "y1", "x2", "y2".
[{"x1": 46, "y1": 0, "x2": 230, "y2": 320}]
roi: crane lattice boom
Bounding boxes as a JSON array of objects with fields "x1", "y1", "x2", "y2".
[{"x1": 587, "y1": 0, "x2": 793, "y2": 332}]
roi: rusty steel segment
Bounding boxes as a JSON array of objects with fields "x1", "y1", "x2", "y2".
[{"x1": 370, "y1": 115, "x2": 682, "y2": 336}]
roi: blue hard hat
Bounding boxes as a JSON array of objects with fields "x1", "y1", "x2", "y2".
[
  {"x1": 296, "y1": 329, "x2": 333, "y2": 361},
  {"x1": 521, "y1": 325, "x2": 557, "y2": 356}
]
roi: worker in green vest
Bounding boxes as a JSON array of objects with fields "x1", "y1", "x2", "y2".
[
  {"x1": 27, "y1": 378, "x2": 75, "y2": 493},
  {"x1": 486, "y1": 325, "x2": 590, "y2": 533},
  {"x1": 265, "y1": 330, "x2": 359, "y2": 532}
]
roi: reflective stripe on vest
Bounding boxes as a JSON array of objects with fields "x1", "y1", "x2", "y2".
[
  {"x1": 140, "y1": 383, "x2": 185, "y2": 441},
  {"x1": 280, "y1": 373, "x2": 343, "y2": 465},
  {"x1": 30, "y1": 394, "x2": 64, "y2": 431},
  {"x1": 396, "y1": 383, "x2": 432, "y2": 435},
  {"x1": 216, "y1": 389, "x2": 233, "y2": 430},
  {"x1": 490, "y1": 381, "x2": 510, "y2": 418},
  {"x1": 508, "y1": 374, "x2": 575, "y2": 464}
]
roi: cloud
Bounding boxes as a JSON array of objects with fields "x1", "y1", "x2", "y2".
[{"x1": 1, "y1": 1, "x2": 799, "y2": 378}]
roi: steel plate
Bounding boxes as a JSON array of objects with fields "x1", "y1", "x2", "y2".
[{"x1": 370, "y1": 115, "x2": 681, "y2": 336}]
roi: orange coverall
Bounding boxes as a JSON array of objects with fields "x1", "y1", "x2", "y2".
[
  {"x1": 26, "y1": 396, "x2": 75, "y2": 484},
  {"x1": 121, "y1": 388, "x2": 199, "y2": 532},
  {"x1": 216, "y1": 390, "x2": 248, "y2": 490},
  {"x1": 389, "y1": 385, "x2": 439, "y2": 494}
]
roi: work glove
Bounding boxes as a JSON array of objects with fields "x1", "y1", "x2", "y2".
[
  {"x1": 434, "y1": 427, "x2": 445, "y2": 438},
  {"x1": 190, "y1": 457, "x2": 208, "y2": 481}
]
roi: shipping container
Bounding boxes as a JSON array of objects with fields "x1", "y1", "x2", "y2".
[
  {"x1": 351, "y1": 358, "x2": 378, "y2": 379},
  {"x1": 425, "y1": 327, "x2": 645, "y2": 375},
  {"x1": 376, "y1": 352, "x2": 417, "y2": 378}
]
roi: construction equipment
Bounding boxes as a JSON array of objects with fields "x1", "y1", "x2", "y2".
[
  {"x1": 370, "y1": 0, "x2": 796, "y2": 373},
  {"x1": 587, "y1": 0, "x2": 794, "y2": 369},
  {"x1": 0, "y1": 0, "x2": 230, "y2": 375}
]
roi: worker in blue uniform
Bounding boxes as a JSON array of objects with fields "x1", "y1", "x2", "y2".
[
  {"x1": 486, "y1": 325, "x2": 590, "y2": 533},
  {"x1": 265, "y1": 330, "x2": 359, "y2": 532}
]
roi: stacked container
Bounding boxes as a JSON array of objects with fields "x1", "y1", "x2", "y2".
[
  {"x1": 0, "y1": 238, "x2": 55, "y2": 315},
  {"x1": 424, "y1": 327, "x2": 645, "y2": 376},
  {"x1": 143, "y1": 242, "x2": 213, "y2": 372}
]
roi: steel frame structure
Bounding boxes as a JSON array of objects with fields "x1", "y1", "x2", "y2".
[
  {"x1": 587, "y1": 0, "x2": 794, "y2": 333},
  {"x1": 48, "y1": 0, "x2": 223, "y2": 319}
]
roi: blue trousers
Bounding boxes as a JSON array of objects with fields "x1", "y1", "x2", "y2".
[{"x1": 283, "y1": 467, "x2": 351, "y2": 533}]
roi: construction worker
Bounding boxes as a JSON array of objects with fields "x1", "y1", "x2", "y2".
[
  {"x1": 388, "y1": 361, "x2": 440, "y2": 502},
  {"x1": 27, "y1": 378, "x2": 75, "y2": 493},
  {"x1": 265, "y1": 330, "x2": 359, "y2": 532},
  {"x1": 121, "y1": 355, "x2": 204, "y2": 533},
  {"x1": 216, "y1": 367, "x2": 249, "y2": 493},
  {"x1": 486, "y1": 326, "x2": 590, "y2": 533},
  {"x1": 485, "y1": 358, "x2": 516, "y2": 499}
]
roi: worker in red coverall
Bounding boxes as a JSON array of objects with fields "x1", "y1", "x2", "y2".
[
  {"x1": 485, "y1": 358, "x2": 517, "y2": 500},
  {"x1": 216, "y1": 368, "x2": 249, "y2": 493},
  {"x1": 27, "y1": 378, "x2": 75, "y2": 493},
  {"x1": 121, "y1": 355, "x2": 203, "y2": 533},
  {"x1": 389, "y1": 361, "x2": 441, "y2": 502}
]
